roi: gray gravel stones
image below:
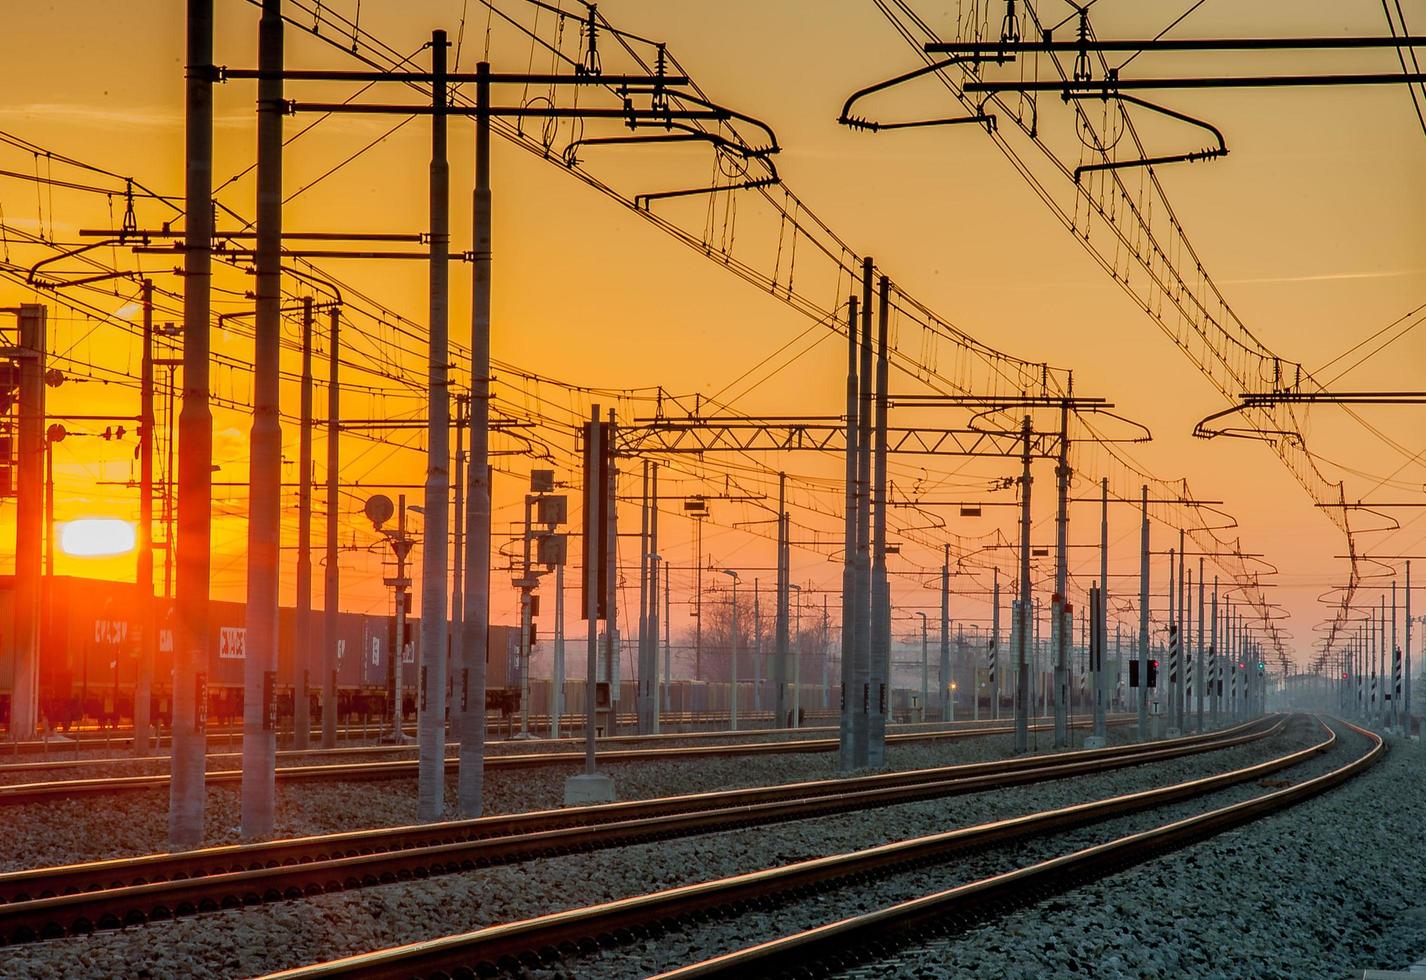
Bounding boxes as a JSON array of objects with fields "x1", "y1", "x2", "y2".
[{"x1": 0, "y1": 720, "x2": 1295, "y2": 978}]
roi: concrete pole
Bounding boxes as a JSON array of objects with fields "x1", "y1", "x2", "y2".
[
  {"x1": 392, "y1": 498, "x2": 409, "y2": 742},
  {"x1": 868, "y1": 272, "x2": 890, "y2": 766},
  {"x1": 1406, "y1": 561, "x2": 1413, "y2": 727},
  {"x1": 11, "y1": 305, "x2": 45, "y2": 742},
  {"x1": 1094, "y1": 477, "x2": 1108, "y2": 740},
  {"x1": 1052, "y1": 402, "x2": 1070, "y2": 748},
  {"x1": 553, "y1": 559, "x2": 565, "y2": 737},
  {"x1": 241, "y1": 0, "x2": 283, "y2": 840},
  {"x1": 1014, "y1": 417, "x2": 1034, "y2": 753},
  {"x1": 1177, "y1": 528, "x2": 1187, "y2": 731},
  {"x1": 171, "y1": 0, "x2": 213, "y2": 847},
  {"x1": 458, "y1": 60, "x2": 493, "y2": 818},
  {"x1": 918, "y1": 611, "x2": 929, "y2": 720},
  {"x1": 1196, "y1": 558, "x2": 1205, "y2": 731},
  {"x1": 822, "y1": 595, "x2": 831, "y2": 709},
  {"x1": 940, "y1": 545, "x2": 951, "y2": 721},
  {"x1": 839, "y1": 293, "x2": 859, "y2": 769},
  {"x1": 647, "y1": 464, "x2": 659, "y2": 732},
  {"x1": 1210, "y1": 576, "x2": 1219, "y2": 726},
  {"x1": 637, "y1": 459, "x2": 652, "y2": 734},
  {"x1": 1114, "y1": 621, "x2": 1122, "y2": 713},
  {"x1": 854, "y1": 262, "x2": 874, "y2": 767},
  {"x1": 991, "y1": 568, "x2": 1001, "y2": 721},
  {"x1": 1392, "y1": 584, "x2": 1401, "y2": 731},
  {"x1": 584, "y1": 407, "x2": 601, "y2": 773},
  {"x1": 1137, "y1": 485, "x2": 1150, "y2": 740},
  {"x1": 449, "y1": 395, "x2": 465, "y2": 743},
  {"x1": 416, "y1": 32, "x2": 451, "y2": 819},
  {"x1": 775, "y1": 473, "x2": 790, "y2": 728},
  {"x1": 134, "y1": 281, "x2": 155, "y2": 756},
  {"x1": 754, "y1": 578, "x2": 762, "y2": 712},
  {"x1": 663, "y1": 562, "x2": 671, "y2": 713},
  {"x1": 729, "y1": 575, "x2": 739, "y2": 732},
  {"x1": 791, "y1": 584, "x2": 802, "y2": 728},
  {"x1": 293, "y1": 296, "x2": 314, "y2": 752},
  {"x1": 322, "y1": 307, "x2": 341, "y2": 749},
  {"x1": 1166, "y1": 546, "x2": 1178, "y2": 735},
  {"x1": 605, "y1": 409, "x2": 620, "y2": 736}
]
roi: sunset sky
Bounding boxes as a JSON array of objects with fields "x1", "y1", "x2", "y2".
[{"x1": 2, "y1": 1, "x2": 1423, "y2": 679}]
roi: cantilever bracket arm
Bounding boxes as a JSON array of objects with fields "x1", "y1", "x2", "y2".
[
  {"x1": 1192, "y1": 400, "x2": 1301, "y2": 446},
  {"x1": 1068, "y1": 92, "x2": 1228, "y2": 183},
  {"x1": 26, "y1": 241, "x2": 131, "y2": 289},
  {"x1": 839, "y1": 56, "x2": 1000, "y2": 133},
  {"x1": 630, "y1": 88, "x2": 779, "y2": 156},
  {"x1": 635, "y1": 154, "x2": 780, "y2": 210},
  {"x1": 562, "y1": 125, "x2": 754, "y2": 168}
]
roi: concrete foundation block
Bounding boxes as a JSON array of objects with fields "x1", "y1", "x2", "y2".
[
  {"x1": 1083, "y1": 735, "x2": 1108, "y2": 749},
  {"x1": 564, "y1": 772, "x2": 616, "y2": 806}
]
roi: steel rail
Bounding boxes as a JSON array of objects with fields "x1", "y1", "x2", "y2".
[
  {"x1": 245, "y1": 717, "x2": 1319, "y2": 979},
  {"x1": 0, "y1": 720, "x2": 1276, "y2": 943},
  {"x1": 0, "y1": 718, "x2": 1137, "y2": 805},
  {"x1": 0, "y1": 713, "x2": 1036, "y2": 775},
  {"x1": 649, "y1": 717, "x2": 1383, "y2": 979}
]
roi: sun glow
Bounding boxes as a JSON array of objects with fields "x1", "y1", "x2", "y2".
[{"x1": 59, "y1": 519, "x2": 136, "y2": 557}]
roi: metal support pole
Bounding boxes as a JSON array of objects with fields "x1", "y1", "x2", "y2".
[
  {"x1": 1210, "y1": 576, "x2": 1219, "y2": 726},
  {"x1": 515, "y1": 496, "x2": 534, "y2": 740},
  {"x1": 754, "y1": 578, "x2": 762, "y2": 712},
  {"x1": 1014, "y1": 416, "x2": 1033, "y2": 753},
  {"x1": 729, "y1": 576, "x2": 739, "y2": 732},
  {"x1": 839, "y1": 292, "x2": 859, "y2": 770},
  {"x1": 391, "y1": 498, "x2": 409, "y2": 742},
  {"x1": 1137, "y1": 485, "x2": 1150, "y2": 740},
  {"x1": 919, "y1": 612, "x2": 929, "y2": 721},
  {"x1": 990, "y1": 569, "x2": 1000, "y2": 720},
  {"x1": 1392, "y1": 582, "x2": 1401, "y2": 731},
  {"x1": 458, "y1": 60, "x2": 492, "y2": 818},
  {"x1": 553, "y1": 558, "x2": 565, "y2": 737},
  {"x1": 636, "y1": 460, "x2": 650, "y2": 733},
  {"x1": 170, "y1": 0, "x2": 213, "y2": 849},
  {"x1": 940, "y1": 544, "x2": 951, "y2": 721},
  {"x1": 647, "y1": 463, "x2": 659, "y2": 733},
  {"x1": 1177, "y1": 528, "x2": 1187, "y2": 731},
  {"x1": 583, "y1": 406, "x2": 601, "y2": 773},
  {"x1": 1406, "y1": 561, "x2": 1413, "y2": 728},
  {"x1": 416, "y1": 29, "x2": 451, "y2": 819},
  {"x1": 1092, "y1": 476, "x2": 1108, "y2": 741},
  {"x1": 604, "y1": 409, "x2": 619, "y2": 737},
  {"x1": 868, "y1": 272, "x2": 890, "y2": 766},
  {"x1": 241, "y1": 0, "x2": 283, "y2": 840},
  {"x1": 1196, "y1": 557, "x2": 1205, "y2": 731},
  {"x1": 1052, "y1": 402, "x2": 1070, "y2": 748},
  {"x1": 292, "y1": 296, "x2": 314, "y2": 752},
  {"x1": 775, "y1": 473, "x2": 790, "y2": 728},
  {"x1": 134, "y1": 282, "x2": 155, "y2": 756},
  {"x1": 663, "y1": 561, "x2": 671, "y2": 713},
  {"x1": 321, "y1": 307, "x2": 340, "y2": 749}
]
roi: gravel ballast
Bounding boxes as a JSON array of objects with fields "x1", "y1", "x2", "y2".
[
  {"x1": 0, "y1": 719, "x2": 1309, "y2": 977},
  {"x1": 0, "y1": 723, "x2": 1131, "y2": 871}
]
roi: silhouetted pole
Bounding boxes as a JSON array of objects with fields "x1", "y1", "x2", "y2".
[
  {"x1": 417, "y1": 31, "x2": 451, "y2": 820},
  {"x1": 241, "y1": 0, "x2": 283, "y2": 840},
  {"x1": 991, "y1": 568, "x2": 1001, "y2": 720},
  {"x1": 1210, "y1": 576, "x2": 1219, "y2": 726},
  {"x1": 838, "y1": 294, "x2": 859, "y2": 771},
  {"x1": 583, "y1": 404, "x2": 601, "y2": 774},
  {"x1": 134, "y1": 280, "x2": 155, "y2": 757},
  {"x1": 1052, "y1": 401, "x2": 1070, "y2": 748},
  {"x1": 775, "y1": 472, "x2": 790, "y2": 728},
  {"x1": 293, "y1": 296, "x2": 313, "y2": 752},
  {"x1": 1138, "y1": 485, "x2": 1150, "y2": 740},
  {"x1": 1014, "y1": 416, "x2": 1033, "y2": 753},
  {"x1": 449, "y1": 394, "x2": 465, "y2": 744},
  {"x1": 458, "y1": 60, "x2": 493, "y2": 818},
  {"x1": 868, "y1": 272, "x2": 890, "y2": 767},
  {"x1": 11, "y1": 304, "x2": 45, "y2": 741},
  {"x1": 853, "y1": 260, "x2": 874, "y2": 767},
  {"x1": 171, "y1": 0, "x2": 213, "y2": 847},
  {"x1": 321, "y1": 307, "x2": 340, "y2": 749},
  {"x1": 637, "y1": 459, "x2": 652, "y2": 734},
  {"x1": 940, "y1": 544, "x2": 950, "y2": 720},
  {"x1": 646, "y1": 464, "x2": 659, "y2": 732},
  {"x1": 604, "y1": 408, "x2": 619, "y2": 736},
  {"x1": 1196, "y1": 557, "x2": 1205, "y2": 731},
  {"x1": 1093, "y1": 476, "x2": 1108, "y2": 741},
  {"x1": 1406, "y1": 561, "x2": 1413, "y2": 724}
]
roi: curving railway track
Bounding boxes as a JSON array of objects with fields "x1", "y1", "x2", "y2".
[
  {"x1": 0, "y1": 716, "x2": 1134, "y2": 805},
  {"x1": 0, "y1": 718, "x2": 1272, "y2": 946},
  {"x1": 249, "y1": 715, "x2": 1379, "y2": 980}
]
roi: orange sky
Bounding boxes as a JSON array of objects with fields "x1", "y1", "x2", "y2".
[{"x1": 1, "y1": 1, "x2": 1423, "y2": 675}]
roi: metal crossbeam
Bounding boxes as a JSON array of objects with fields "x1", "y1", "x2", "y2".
[{"x1": 619, "y1": 418, "x2": 1060, "y2": 457}]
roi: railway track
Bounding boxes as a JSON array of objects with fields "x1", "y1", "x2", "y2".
[
  {"x1": 0, "y1": 718, "x2": 1274, "y2": 945},
  {"x1": 0, "y1": 716, "x2": 1133, "y2": 805},
  {"x1": 253, "y1": 715, "x2": 1376, "y2": 980}
]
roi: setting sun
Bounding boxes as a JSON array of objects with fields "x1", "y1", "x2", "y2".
[{"x1": 58, "y1": 518, "x2": 137, "y2": 558}]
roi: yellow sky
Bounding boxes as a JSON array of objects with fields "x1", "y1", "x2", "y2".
[{"x1": 1, "y1": 1, "x2": 1423, "y2": 670}]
